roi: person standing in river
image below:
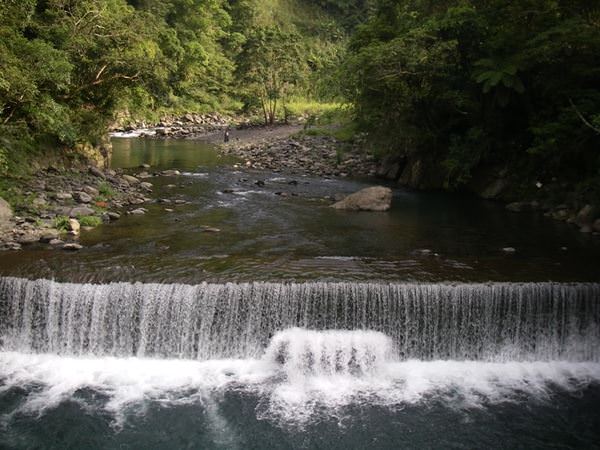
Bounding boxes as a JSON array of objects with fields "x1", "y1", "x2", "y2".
[{"x1": 224, "y1": 127, "x2": 230, "y2": 143}]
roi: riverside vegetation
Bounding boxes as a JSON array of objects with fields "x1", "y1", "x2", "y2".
[{"x1": 1, "y1": 0, "x2": 600, "y2": 249}]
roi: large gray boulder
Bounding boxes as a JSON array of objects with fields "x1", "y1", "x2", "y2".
[
  {"x1": 331, "y1": 186, "x2": 392, "y2": 212},
  {"x1": 0, "y1": 197, "x2": 13, "y2": 230}
]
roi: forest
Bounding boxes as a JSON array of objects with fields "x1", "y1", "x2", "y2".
[{"x1": 1, "y1": 0, "x2": 599, "y2": 203}]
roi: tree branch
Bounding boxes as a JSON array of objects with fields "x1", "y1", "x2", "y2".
[{"x1": 569, "y1": 98, "x2": 600, "y2": 134}]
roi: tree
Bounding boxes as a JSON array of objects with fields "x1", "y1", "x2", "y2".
[{"x1": 236, "y1": 26, "x2": 305, "y2": 125}]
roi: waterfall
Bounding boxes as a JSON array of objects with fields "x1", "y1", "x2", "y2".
[
  {"x1": 1, "y1": 277, "x2": 599, "y2": 362},
  {"x1": 263, "y1": 328, "x2": 393, "y2": 376}
]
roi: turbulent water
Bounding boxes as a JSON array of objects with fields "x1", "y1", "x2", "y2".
[{"x1": 1, "y1": 277, "x2": 600, "y2": 447}]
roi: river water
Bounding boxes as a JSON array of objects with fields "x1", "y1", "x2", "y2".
[{"x1": 0, "y1": 138, "x2": 599, "y2": 449}]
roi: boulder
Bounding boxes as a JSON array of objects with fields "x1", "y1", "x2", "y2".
[
  {"x1": 122, "y1": 174, "x2": 140, "y2": 185},
  {"x1": 73, "y1": 191, "x2": 93, "y2": 203},
  {"x1": 69, "y1": 206, "x2": 95, "y2": 217},
  {"x1": 0, "y1": 197, "x2": 13, "y2": 229},
  {"x1": 68, "y1": 218, "x2": 81, "y2": 234},
  {"x1": 331, "y1": 186, "x2": 393, "y2": 212},
  {"x1": 39, "y1": 229, "x2": 60, "y2": 243}
]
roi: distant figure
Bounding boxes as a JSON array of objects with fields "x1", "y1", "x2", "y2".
[{"x1": 224, "y1": 128, "x2": 230, "y2": 143}]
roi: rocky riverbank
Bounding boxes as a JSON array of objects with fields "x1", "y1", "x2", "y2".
[
  {"x1": 0, "y1": 166, "x2": 160, "y2": 252},
  {"x1": 220, "y1": 133, "x2": 378, "y2": 178},
  {"x1": 111, "y1": 113, "x2": 238, "y2": 139}
]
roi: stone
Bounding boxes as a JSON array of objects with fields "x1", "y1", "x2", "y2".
[
  {"x1": 1, "y1": 241, "x2": 21, "y2": 251},
  {"x1": 49, "y1": 239, "x2": 64, "y2": 246},
  {"x1": 122, "y1": 174, "x2": 140, "y2": 185},
  {"x1": 331, "y1": 186, "x2": 393, "y2": 212},
  {"x1": 576, "y1": 204, "x2": 599, "y2": 226},
  {"x1": 129, "y1": 208, "x2": 147, "y2": 215},
  {"x1": 480, "y1": 179, "x2": 508, "y2": 200},
  {"x1": 62, "y1": 243, "x2": 83, "y2": 251},
  {"x1": 502, "y1": 247, "x2": 517, "y2": 253},
  {"x1": 139, "y1": 182, "x2": 153, "y2": 192},
  {"x1": 89, "y1": 166, "x2": 106, "y2": 179},
  {"x1": 39, "y1": 229, "x2": 60, "y2": 243},
  {"x1": 107, "y1": 212, "x2": 121, "y2": 221},
  {"x1": 69, "y1": 206, "x2": 95, "y2": 217},
  {"x1": 55, "y1": 192, "x2": 73, "y2": 201},
  {"x1": 200, "y1": 226, "x2": 221, "y2": 233},
  {"x1": 16, "y1": 233, "x2": 39, "y2": 245},
  {"x1": 73, "y1": 191, "x2": 92, "y2": 203},
  {"x1": 506, "y1": 202, "x2": 532, "y2": 212},
  {"x1": 139, "y1": 164, "x2": 151, "y2": 169},
  {"x1": 68, "y1": 218, "x2": 80, "y2": 234},
  {"x1": 83, "y1": 185, "x2": 99, "y2": 197},
  {"x1": 0, "y1": 197, "x2": 13, "y2": 229},
  {"x1": 580, "y1": 225, "x2": 593, "y2": 233}
]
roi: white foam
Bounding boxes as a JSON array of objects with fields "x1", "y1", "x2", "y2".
[
  {"x1": 110, "y1": 129, "x2": 157, "y2": 138},
  {"x1": 1, "y1": 351, "x2": 598, "y2": 427}
]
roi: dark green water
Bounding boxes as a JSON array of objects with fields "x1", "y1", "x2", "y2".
[
  {"x1": 0, "y1": 137, "x2": 599, "y2": 283},
  {"x1": 1, "y1": 137, "x2": 599, "y2": 449}
]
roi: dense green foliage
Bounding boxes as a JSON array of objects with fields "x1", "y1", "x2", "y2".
[
  {"x1": 343, "y1": 0, "x2": 600, "y2": 200},
  {"x1": 2, "y1": 0, "x2": 599, "y2": 204},
  {"x1": 0, "y1": 0, "x2": 349, "y2": 174}
]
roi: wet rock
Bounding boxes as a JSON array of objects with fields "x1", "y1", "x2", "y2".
[
  {"x1": 69, "y1": 206, "x2": 95, "y2": 217},
  {"x1": 139, "y1": 182, "x2": 153, "y2": 192},
  {"x1": 39, "y1": 230, "x2": 60, "y2": 243},
  {"x1": 331, "y1": 186, "x2": 393, "y2": 212},
  {"x1": 73, "y1": 191, "x2": 92, "y2": 203},
  {"x1": 129, "y1": 208, "x2": 147, "y2": 215},
  {"x1": 1, "y1": 241, "x2": 21, "y2": 251},
  {"x1": 502, "y1": 247, "x2": 517, "y2": 253},
  {"x1": 161, "y1": 170, "x2": 181, "y2": 176},
  {"x1": 255, "y1": 180, "x2": 265, "y2": 187},
  {"x1": 200, "y1": 226, "x2": 221, "y2": 233},
  {"x1": 62, "y1": 243, "x2": 83, "y2": 251},
  {"x1": 139, "y1": 164, "x2": 151, "y2": 169},
  {"x1": 49, "y1": 239, "x2": 64, "y2": 246},
  {"x1": 122, "y1": 174, "x2": 140, "y2": 185},
  {"x1": 15, "y1": 234, "x2": 36, "y2": 245},
  {"x1": 107, "y1": 212, "x2": 121, "y2": 221}
]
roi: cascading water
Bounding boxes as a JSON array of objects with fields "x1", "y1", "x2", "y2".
[
  {"x1": 1, "y1": 276, "x2": 600, "y2": 443},
  {"x1": 1, "y1": 276, "x2": 599, "y2": 362}
]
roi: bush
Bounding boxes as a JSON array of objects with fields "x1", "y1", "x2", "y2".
[{"x1": 78, "y1": 216, "x2": 102, "y2": 227}]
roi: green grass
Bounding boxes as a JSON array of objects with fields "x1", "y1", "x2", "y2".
[
  {"x1": 53, "y1": 215, "x2": 70, "y2": 232},
  {"x1": 98, "y1": 182, "x2": 115, "y2": 199},
  {"x1": 78, "y1": 216, "x2": 102, "y2": 227}
]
